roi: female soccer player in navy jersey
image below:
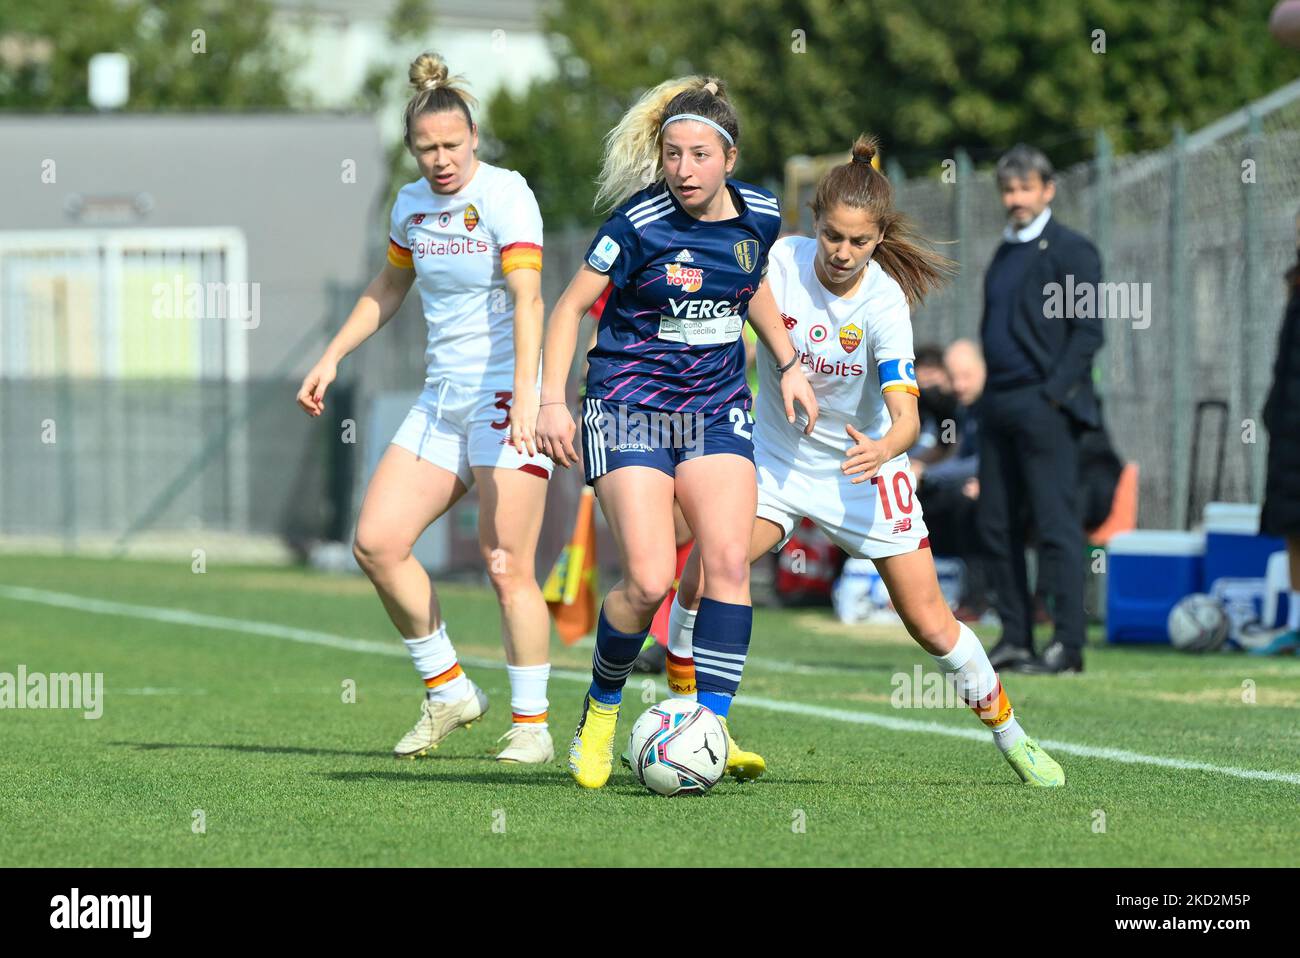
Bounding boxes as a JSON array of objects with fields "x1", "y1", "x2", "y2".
[{"x1": 535, "y1": 76, "x2": 817, "y2": 788}]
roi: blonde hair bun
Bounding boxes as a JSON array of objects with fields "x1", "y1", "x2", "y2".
[{"x1": 409, "y1": 52, "x2": 450, "y2": 93}]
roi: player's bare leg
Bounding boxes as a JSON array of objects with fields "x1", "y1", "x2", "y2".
[
  {"x1": 475, "y1": 465, "x2": 555, "y2": 762},
  {"x1": 876, "y1": 547, "x2": 1064, "y2": 787},
  {"x1": 354, "y1": 445, "x2": 467, "y2": 637},
  {"x1": 354, "y1": 445, "x2": 487, "y2": 757},
  {"x1": 569, "y1": 466, "x2": 677, "y2": 788},
  {"x1": 675, "y1": 454, "x2": 767, "y2": 779}
]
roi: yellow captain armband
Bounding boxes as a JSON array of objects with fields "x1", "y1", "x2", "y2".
[{"x1": 387, "y1": 239, "x2": 414, "y2": 269}]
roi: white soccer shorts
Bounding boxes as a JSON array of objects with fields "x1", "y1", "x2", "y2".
[
  {"x1": 755, "y1": 451, "x2": 929, "y2": 559},
  {"x1": 390, "y1": 379, "x2": 553, "y2": 487}
]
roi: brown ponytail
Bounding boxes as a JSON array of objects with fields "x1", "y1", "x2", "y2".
[{"x1": 810, "y1": 135, "x2": 956, "y2": 306}]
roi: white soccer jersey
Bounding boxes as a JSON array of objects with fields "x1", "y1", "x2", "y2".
[
  {"x1": 754, "y1": 235, "x2": 918, "y2": 476},
  {"x1": 387, "y1": 162, "x2": 544, "y2": 390}
]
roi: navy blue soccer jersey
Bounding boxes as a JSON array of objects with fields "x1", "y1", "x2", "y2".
[{"x1": 582, "y1": 178, "x2": 782, "y2": 415}]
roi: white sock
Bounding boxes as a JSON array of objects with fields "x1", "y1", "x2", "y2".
[
  {"x1": 404, "y1": 623, "x2": 469, "y2": 703},
  {"x1": 668, "y1": 595, "x2": 696, "y2": 658},
  {"x1": 666, "y1": 595, "x2": 697, "y2": 700},
  {"x1": 1289, "y1": 591, "x2": 1300, "y2": 631},
  {"x1": 931, "y1": 622, "x2": 1025, "y2": 752},
  {"x1": 507, "y1": 663, "x2": 550, "y2": 728}
]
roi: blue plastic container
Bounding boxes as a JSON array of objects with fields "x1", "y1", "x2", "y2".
[
  {"x1": 1106, "y1": 530, "x2": 1205, "y2": 644},
  {"x1": 1202, "y1": 502, "x2": 1286, "y2": 591}
]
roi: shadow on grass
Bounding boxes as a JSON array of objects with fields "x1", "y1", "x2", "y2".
[
  {"x1": 320, "y1": 768, "x2": 576, "y2": 787},
  {"x1": 109, "y1": 740, "x2": 428, "y2": 759}
]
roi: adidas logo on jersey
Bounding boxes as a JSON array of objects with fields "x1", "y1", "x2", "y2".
[{"x1": 674, "y1": 249, "x2": 695, "y2": 263}]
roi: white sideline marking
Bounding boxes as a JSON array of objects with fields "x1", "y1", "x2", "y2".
[{"x1": 4, "y1": 583, "x2": 1298, "y2": 787}]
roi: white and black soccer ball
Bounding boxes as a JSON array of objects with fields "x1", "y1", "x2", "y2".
[
  {"x1": 628, "y1": 699, "x2": 729, "y2": 796},
  {"x1": 1167, "y1": 593, "x2": 1229, "y2": 652}
]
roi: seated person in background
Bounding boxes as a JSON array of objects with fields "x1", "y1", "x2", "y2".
[
  {"x1": 908, "y1": 343, "x2": 958, "y2": 465},
  {"x1": 916, "y1": 339, "x2": 988, "y2": 619}
]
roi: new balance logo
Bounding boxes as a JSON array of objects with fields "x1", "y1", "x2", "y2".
[{"x1": 892, "y1": 519, "x2": 912, "y2": 534}]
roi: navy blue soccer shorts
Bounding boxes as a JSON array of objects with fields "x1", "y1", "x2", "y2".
[{"x1": 580, "y1": 396, "x2": 755, "y2": 487}]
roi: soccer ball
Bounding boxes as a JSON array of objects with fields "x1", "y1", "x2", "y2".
[
  {"x1": 628, "y1": 699, "x2": 729, "y2": 796},
  {"x1": 1167, "y1": 594, "x2": 1229, "y2": 652}
]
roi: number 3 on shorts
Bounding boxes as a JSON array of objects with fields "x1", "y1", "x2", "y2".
[{"x1": 729, "y1": 407, "x2": 753, "y2": 439}]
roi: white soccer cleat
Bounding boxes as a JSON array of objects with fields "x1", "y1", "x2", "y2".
[
  {"x1": 393, "y1": 681, "x2": 488, "y2": 758},
  {"x1": 495, "y1": 724, "x2": 555, "y2": 764}
]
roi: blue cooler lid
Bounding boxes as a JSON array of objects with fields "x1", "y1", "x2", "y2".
[
  {"x1": 1202, "y1": 502, "x2": 1261, "y2": 535},
  {"x1": 1107, "y1": 530, "x2": 1205, "y2": 556}
]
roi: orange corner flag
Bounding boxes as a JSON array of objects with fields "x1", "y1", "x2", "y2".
[{"x1": 543, "y1": 487, "x2": 598, "y2": 645}]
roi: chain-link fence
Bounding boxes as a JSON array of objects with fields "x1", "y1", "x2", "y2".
[
  {"x1": 5, "y1": 80, "x2": 1299, "y2": 560},
  {"x1": 895, "y1": 78, "x2": 1300, "y2": 531}
]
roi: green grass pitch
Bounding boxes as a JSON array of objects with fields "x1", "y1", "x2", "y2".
[{"x1": 1, "y1": 554, "x2": 1296, "y2": 867}]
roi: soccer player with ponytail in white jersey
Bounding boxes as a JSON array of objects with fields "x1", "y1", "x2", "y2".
[
  {"x1": 295, "y1": 53, "x2": 556, "y2": 764},
  {"x1": 536, "y1": 76, "x2": 819, "y2": 789},
  {"x1": 671, "y1": 136, "x2": 1067, "y2": 787}
]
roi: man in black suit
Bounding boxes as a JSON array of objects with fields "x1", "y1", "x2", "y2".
[{"x1": 978, "y1": 145, "x2": 1103, "y2": 674}]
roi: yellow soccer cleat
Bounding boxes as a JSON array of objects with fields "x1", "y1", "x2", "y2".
[
  {"x1": 567, "y1": 695, "x2": 620, "y2": 789},
  {"x1": 1003, "y1": 736, "x2": 1066, "y2": 787},
  {"x1": 719, "y1": 715, "x2": 766, "y2": 781}
]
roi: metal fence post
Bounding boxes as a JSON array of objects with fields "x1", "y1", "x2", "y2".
[
  {"x1": 1093, "y1": 128, "x2": 1113, "y2": 399},
  {"x1": 1169, "y1": 126, "x2": 1193, "y2": 530},
  {"x1": 1241, "y1": 107, "x2": 1265, "y2": 504},
  {"x1": 954, "y1": 147, "x2": 973, "y2": 343}
]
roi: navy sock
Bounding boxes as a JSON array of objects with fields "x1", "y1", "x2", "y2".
[
  {"x1": 588, "y1": 604, "x2": 648, "y2": 706},
  {"x1": 693, "y1": 597, "x2": 752, "y2": 718}
]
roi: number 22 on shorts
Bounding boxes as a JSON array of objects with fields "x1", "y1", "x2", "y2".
[{"x1": 729, "y1": 407, "x2": 753, "y2": 439}]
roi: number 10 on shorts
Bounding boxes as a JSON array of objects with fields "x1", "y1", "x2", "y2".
[{"x1": 871, "y1": 468, "x2": 915, "y2": 535}]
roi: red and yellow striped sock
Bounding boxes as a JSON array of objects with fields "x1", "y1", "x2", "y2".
[
  {"x1": 971, "y1": 680, "x2": 1013, "y2": 728},
  {"x1": 512, "y1": 710, "x2": 548, "y2": 726},
  {"x1": 666, "y1": 651, "x2": 697, "y2": 699},
  {"x1": 423, "y1": 662, "x2": 465, "y2": 701}
]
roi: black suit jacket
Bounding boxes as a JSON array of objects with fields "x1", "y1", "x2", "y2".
[{"x1": 980, "y1": 214, "x2": 1105, "y2": 427}]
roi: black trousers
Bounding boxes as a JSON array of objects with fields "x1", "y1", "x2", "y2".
[
  {"x1": 976, "y1": 384, "x2": 1086, "y2": 650},
  {"x1": 920, "y1": 479, "x2": 990, "y2": 608}
]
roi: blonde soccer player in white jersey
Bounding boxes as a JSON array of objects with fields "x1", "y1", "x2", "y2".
[
  {"x1": 295, "y1": 53, "x2": 555, "y2": 764},
  {"x1": 670, "y1": 136, "x2": 1066, "y2": 787}
]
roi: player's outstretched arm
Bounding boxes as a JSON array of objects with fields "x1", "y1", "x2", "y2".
[
  {"x1": 537, "y1": 265, "x2": 609, "y2": 467},
  {"x1": 746, "y1": 279, "x2": 819, "y2": 433},
  {"x1": 295, "y1": 262, "x2": 415, "y2": 417}
]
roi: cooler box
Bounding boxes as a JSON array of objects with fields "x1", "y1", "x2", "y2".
[
  {"x1": 1202, "y1": 502, "x2": 1286, "y2": 591},
  {"x1": 1106, "y1": 530, "x2": 1205, "y2": 643}
]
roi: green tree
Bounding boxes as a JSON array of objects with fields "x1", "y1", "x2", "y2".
[
  {"x1": 490, "y1": 0, "x2": 1299, "y2": 226},
  {"x1": 0, "y1": 0, "x2": 297, "y2": 110}
]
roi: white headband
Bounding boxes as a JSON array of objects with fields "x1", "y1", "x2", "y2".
[{"x1": 661, "y1": 113, "x2": 734, "y2": 147}]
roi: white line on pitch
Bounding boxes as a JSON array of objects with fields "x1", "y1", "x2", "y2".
[{"x1": 4, "y1": 582, "x2": 1298, "y2": 787}]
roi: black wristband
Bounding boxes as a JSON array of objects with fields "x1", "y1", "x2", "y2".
[{"x1": 776, "y1": 353, "x2": 800, "y2": 374}]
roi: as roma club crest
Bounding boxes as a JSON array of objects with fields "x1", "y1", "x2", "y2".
[
  {"x1": 839, "y1": 323, "x2": 862, "y2": 353},
  {"x1": 463, "y1": 203, "x2": 480, "y2": 232},
  {"x1": 733, "y1": 239, "x2": 759, "y2": 273}
]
